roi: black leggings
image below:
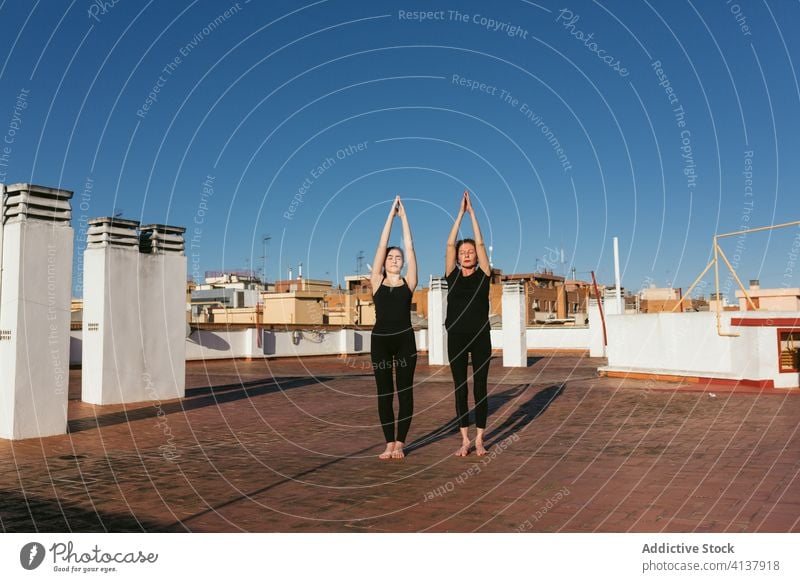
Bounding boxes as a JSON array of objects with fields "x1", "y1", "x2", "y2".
[
  {"x1": 448, "y1": 329, "x2": 492, "y2": 429},
  {"x1": 371, "y1": 330, "x2": 417, "y2": 443}
]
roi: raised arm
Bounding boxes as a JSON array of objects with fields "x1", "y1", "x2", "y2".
[
  {"x1": 371, "y1": 196, "x2": 398, "y2": 293},
  {"x1": 396, "y1": 199, "x2": 417, "y2": 291},
  {"x1": 465, "y1": 191, "x2": 491, "y2": 276},
  {"x1": 445, "y1": 194, "x2": 467, "y2": 276}
]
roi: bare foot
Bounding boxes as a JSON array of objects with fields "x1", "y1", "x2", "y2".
[
  {"x1": 391, "y1": 441, "x2": 405, "y2": 459},
  {"x1": 454, "y1": 441, "x2": 471, "y2": 457},
  {"x1": 379, "y1": 442, "x2": 395, "y2": 459},
  {"x1": 475, "y1": 440, "x2": 487, "y2": 457}
]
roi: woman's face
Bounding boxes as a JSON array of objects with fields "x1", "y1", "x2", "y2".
[
  {"x1": 458, "y1": 243, "x2": 477, "y2": 268},
  {"x1": 385, "y1": 249, "x2": 404, "y2": 274}
]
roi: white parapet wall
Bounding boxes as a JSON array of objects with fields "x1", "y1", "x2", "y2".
[
  {"x1": 263, "y1": 328, "x2": 372, "y2": 358},
  {"x1": 588, "y1": 300, "x2": 606, "y2": 357},
  {"x1": 0, "y1": 185, "x2": 74, "y2": 440},
  {"x1": 70, "y1": 325, "x2": 591, "y2": 365},
  {"x1": 490, "y1": 326, "x2": 591, "y2": 351},
  {"x1": 186, "y1": 328, "x2": 259, "y2": 360},
  {"x1": 600, "y1": 311, "x2": 800, "y2": 389}
]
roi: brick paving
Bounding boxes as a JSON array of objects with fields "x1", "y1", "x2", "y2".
[{"x1": 1, "y1": 353, "x2": 799, "y2": 532}]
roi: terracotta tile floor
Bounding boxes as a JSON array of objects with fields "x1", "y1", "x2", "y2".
[{"x1": 1, "y1": 353, "x2": 798, "y2": 532}]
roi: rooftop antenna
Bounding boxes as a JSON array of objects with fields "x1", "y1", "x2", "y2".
[
  {"x1": 488, "y1": 244, "x2": 494, "y2": 268},
  {"x1": 356, "y1": 250, "x2": 365, "y2": 276},
  {"x1": 260, "y1": 234, "x2": 271, "y2": 283}
]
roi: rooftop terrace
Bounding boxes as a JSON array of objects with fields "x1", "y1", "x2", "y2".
[{"x1": 1, "y1": 354, "x2": 798, "y2": 532}]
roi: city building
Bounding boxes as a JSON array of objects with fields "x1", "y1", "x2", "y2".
[
  {"x1": 501, "y1": 271, "x2": 591, "y2": 324},
  {"x1": 736, "y1": 279, "x2": 800, "y2": 311}
]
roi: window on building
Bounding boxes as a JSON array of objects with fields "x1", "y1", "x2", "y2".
[{"x1": 778, "y1": 330, "x2": 799, "y2": 373}]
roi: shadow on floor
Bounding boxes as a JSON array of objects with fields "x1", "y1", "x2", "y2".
[
  {"x1": 68, "y1": 374, "x2": 370, "y2": 434},
  {"x1": 0, "y1": 490, "x2": 163, "y2": 533},
  {"x1": 405, "y1": 383, "x2": 532, "y2": 454},
  {"x1": 484, "y1": 383, "x2": 564, "y2": 449}
]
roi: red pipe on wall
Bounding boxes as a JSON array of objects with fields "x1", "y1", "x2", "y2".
[{"x1": 591, "y1": 271, "x2": 608, "y2": 347}]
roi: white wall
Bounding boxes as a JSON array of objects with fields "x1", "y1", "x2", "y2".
[
  {"x1": 490, "y1": 327, "x2": 590, "y2": 350},
  {"x1": 185, "y1": 328, "x2": 258, "y2": 360},
  {"x1": 262, "y1": 328, "x2": 372, "y2": 358},
  {"x1": 71, "y1": 326, "x2": 590, "y2": 365},
  {"x1": 588, "y1": 301, "x2": 606, "y2": 357},
  {"x1": 70, "y1": 329, "x2": 82, "y2": 365},
  {"x1": 601, "y1": 311, "x2": 800, "y2": 389}
]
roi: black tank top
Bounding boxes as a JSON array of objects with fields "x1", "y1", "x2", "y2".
[
  {"x1": 445, "y1": 268, "x2": 490, "y2": 334},
  {"x1": 372, "y1": 277, "x2": 412, "y2": 334}
]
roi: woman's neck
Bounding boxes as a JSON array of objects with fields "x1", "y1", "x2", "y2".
[
  {"x1": 461, "y1": 266, "x2": 476, "y2": 276},
  {"x1": 384, "y1": 273, "x2": 402, "y2": 284}
]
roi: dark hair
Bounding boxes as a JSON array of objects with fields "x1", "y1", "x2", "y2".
[
  {"x1": 381, "y1": 246, "x2": 404, "y2": 276},
  {"x1": 455, "y1": 238, "x2": 476, "y2": 264}
]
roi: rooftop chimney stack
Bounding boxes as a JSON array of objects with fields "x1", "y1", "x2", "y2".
[
  {"x1": 427, "y1": 276, "x2": 449, "y2": 365},
  {"x1": 502, "y1": 280, "x2": 527, "y2": 367},
  {"x1": 82, "y1": 217, "x2": 142, "y2": 405},
  {"x1": 82, "y1": 220, "x2": 186, "y2": 405},
  {"x1": 138, "y1": 224, "x2": 186, "y2": 403},
  {"x1": 1, "y1": 184, "x2": 74, "y2": 439}
]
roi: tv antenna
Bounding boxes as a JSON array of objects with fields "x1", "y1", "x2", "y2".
[
  {"x1": 260, "y1": 234, "x2": 271, "y2": 282},
  {"x1": 356, "y1": 250, "x2": 365, "y2": 276}
]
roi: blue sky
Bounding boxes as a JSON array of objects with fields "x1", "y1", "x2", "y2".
[{"x1": 1, "y1": 0, "x2": 798, "y2": 297}]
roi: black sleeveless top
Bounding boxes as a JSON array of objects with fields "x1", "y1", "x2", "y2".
[
  {"x1": 372, "y1": 277, "x2": 413, "y2": 335},
  {"x1": 445, "y1": 268, "x2": 490, "y2": 334}
]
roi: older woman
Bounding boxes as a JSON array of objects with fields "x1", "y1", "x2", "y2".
[{"x1": 445, "y1": 191, "x2": 492, "y2": 456}]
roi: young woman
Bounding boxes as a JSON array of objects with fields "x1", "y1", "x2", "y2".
[
  {"x1": 370, "y1": 195, "x2": 418, "y2": 459},
  {"x1": 445, "y1": 190, "x2": 492, "y2": 457}
]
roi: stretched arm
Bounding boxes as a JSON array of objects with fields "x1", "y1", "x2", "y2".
[
  {"x1": 371, "y1": 196, "x2": 398, "y2": 293},
  {"x1": 465, "y1": 191, "x2": 491, "y2": 276},
  {"x1": 396, "y1": 199, "x2": 417, "y2": 291},
  {"x1": 445, "y1": 194, "x2": 467, "y2": 276}
]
